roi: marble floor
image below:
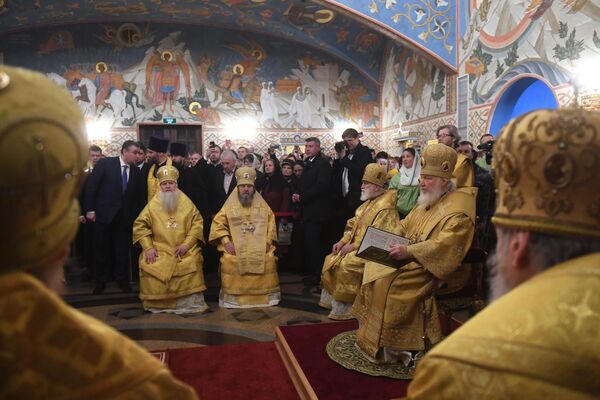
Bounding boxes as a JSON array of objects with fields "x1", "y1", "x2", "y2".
[{"x1": 66, "y1": 269, "x2": 471, "y2": 351}]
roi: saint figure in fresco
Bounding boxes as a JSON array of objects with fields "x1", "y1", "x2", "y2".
[{"x1": 145, "y1": 50, "x2": 191, "y2": 113}]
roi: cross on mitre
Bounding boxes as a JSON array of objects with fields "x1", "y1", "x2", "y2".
[{"x1": 244, "y1": 173, "x2": 250, "y2": 179}]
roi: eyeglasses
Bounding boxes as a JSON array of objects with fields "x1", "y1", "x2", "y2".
[{"x1": 437, "y1": 133, "x2": 453, "y2": 138}]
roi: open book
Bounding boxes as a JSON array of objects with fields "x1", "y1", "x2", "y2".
[{"x1": 356, "y1": 226, "x2": 410, "y2": 268}]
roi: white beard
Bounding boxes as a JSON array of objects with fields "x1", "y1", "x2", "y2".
[
  {"x1": 360, "y1": 186, "x2": 383, "y2": 201},
  {"x1": 159, "y1": 190, "x2": 179, "y2": 215},
  {"x1": 417, "y1": 182, "x2": 445, "y2": 207}
]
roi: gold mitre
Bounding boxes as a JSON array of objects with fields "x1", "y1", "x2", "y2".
[
  {"x1": 362, "y1": 163, "x2": 387, "y2": 187},
  {"x1": 492, "y1": 109, "x2": 600, "y2": 238},
  {"x1": 0, "y1": 65, "x2": 87, "y2": 272},
  {"x1": 236, "y1": 167, "x2": 256, "y2": 186},
  {"x1": 420, "y1": 143, "x2": 457, "y2": 180},
  {"x1": 157, "y1": 165, "x2": 179, "y2": 184}
]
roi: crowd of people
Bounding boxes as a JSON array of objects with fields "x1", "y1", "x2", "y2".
[{"x1": 3, "y1": 65, "x2": 598, "y2": 399}]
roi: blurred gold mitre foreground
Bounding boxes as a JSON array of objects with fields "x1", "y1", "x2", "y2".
[
  {"x1": 0, "y1": 65, "x2": 88, "y2": 272},
  {"x1": 492, "y1": 108, "x2": 600, "y2": 238}
]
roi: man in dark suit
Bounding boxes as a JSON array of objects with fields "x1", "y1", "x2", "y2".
[
  {"x1": 210, "y1": 149, "x2": 237, "y2": 214},
  {"x1": 76, "y1": 145, "x2": 103, "y2": 280},
  {"x1": 292, "y1": 137, "x2": 333, "y2": 284},
  {"x1": 339, "y1": 128, "x2": 373, "y2": 216},
  {"x1": 85, "y1": 140, "x2": 144, "y2": 294}
]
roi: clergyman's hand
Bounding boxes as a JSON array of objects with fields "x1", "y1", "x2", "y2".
[
  {"x1": 266, "y1": 243, "x2": 271, "y2": 253},
  {"x1": 389, "y1": 244, "x2": 408, "y2": 261},
  {"x1": 175, "y1": 244, "x2": 188, "y2": 257},
  {"x1": 340, "y1": 243, "x2": 354, "y2": 256},
  {"x1": 145, "y1": 248, "x2": 158, "y2": 264},
  {"x1": 225, "y1": 242, "x2": 236, "y2": 255},
  {"x1": 332, "y1": 242, "x2": 343, "y2": 254}
]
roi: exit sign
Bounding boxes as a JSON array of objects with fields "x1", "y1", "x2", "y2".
[{"x1": 163, "y1": 118, "x2": 177, "y2": 124}]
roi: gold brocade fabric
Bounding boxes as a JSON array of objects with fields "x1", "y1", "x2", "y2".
[
  {"x1": 405, "y1": 253, "x2": 600, "y2": 400},
  {"x1": 208, "y1": 191, "x2": 279, "y2": 304},
  {"x1": 452, "y1": 154, "x2": 474, "y2": 188},
  {"x1": 353, "y1": 188, "x2": 475, "y2": 356},
  {"x1": 0, "y1": 272, "x2": 198, "y2": 400},
  {"x1": 133, "y1": 191, "x2": 206, "y2": 305},
  {"x1": 321, "y1": 190, "x2": 400, "y2": 303},
  {"x1": 147, "y1": 158, "x2": 173, "y2": 201}
]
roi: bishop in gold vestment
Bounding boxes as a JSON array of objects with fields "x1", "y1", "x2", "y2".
[
  {"x1": 406, "y1": 109, "x2": 600, "y2": 399},
  {"x1": 320, "y1": 164, "x2": 400, "y2": 320},
  {"x1": 133, "y1": 165, "x2": 208, "y2": 314},
  {"x1": 0, "y1": 65, "x2": 197, "y2": 399},
  {"x1": 353, "y1": 144, "x2": 475, "y2": 364},
  {"x1": 209, "y1": 167, "x2": 280, "y2": 308}
]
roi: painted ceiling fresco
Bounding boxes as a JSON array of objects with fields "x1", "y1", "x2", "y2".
[
  {"x1": 1, "y1": 23, "x2": 379, "y2": 130},
  {"x1": 318, "y1": 0, "x2": 457, "y2": 70},
  {"x1": 0, "y1": 0, "x2": 387, "y2": 82}
]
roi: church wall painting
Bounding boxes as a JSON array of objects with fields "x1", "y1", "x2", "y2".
[
  {"x1": 460, "y1": 0, "x2": 600, "y2": 131},
  {"x1": 0, "y1": 22, "x2": 380, "y2": 144},
  {"x1": 380, "y1": 42, "x2": 448, "y2": 129},
  {"x1": 392, "y1": 0, "x2": 600, "y2": 143}
]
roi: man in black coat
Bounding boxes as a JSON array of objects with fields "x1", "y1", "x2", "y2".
[
  {"x1": 338, "y1": 128, "x2": 373, "y2": 216},
  {"x1": 292, "y1": 137, "x2": 333, "y2": 284},
  {"x1": 84, "y1": 140, "x2": 144, "y2": 294},
  {"x1": 209, "y1": 149, "x2": 238, "y2": 214}
]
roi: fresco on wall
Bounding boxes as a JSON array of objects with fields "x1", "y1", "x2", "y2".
[
  {"x1": 381, "y1": 43, "x2": 447, "y2": 128},
  {"x1": 461, "y1": 0, "x2": 600, "y2": 105},
  {"x1": 1, "y1": 23, "x2": 379, "y2": 129},
  {"x1": 0, "y1": 0, "x2": 385, "y2": 82},
  {"x1": 319, "y1": 0, "x2": 457, "y2": 69}
]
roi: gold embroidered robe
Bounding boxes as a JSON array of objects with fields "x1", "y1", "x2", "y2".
[
  {"x1": 0, "y1": 272, "x2": 198, "y2": 400},
  {"x1": 208, "y1": 191, "x2": 279, "y2": 307},
  {"x1": 133, "y1": 190, "x2": 206, "y2": 310},
  {"x1": 406, "y1": 253, "x2": 600, "y2": 400},
  {"x1": 321, "y1": 190, "x2": 400, "y2": 303},
  {"x1": 353, "y1": 187, "x2": 476, "y2": 356}
]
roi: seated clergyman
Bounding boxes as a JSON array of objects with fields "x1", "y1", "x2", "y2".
[
  {"x1": 320, "y1": 163, "x2": 400, "y2": 320},
  {"x1": 209, "y1": 167, "x2": 280, "y2": 308},
  {"x1": 405, "y1": 109, "x2": 600, "y2": 399},
  {"x1": 353, "y1": 143, "x2": 476, "y2": 365},
  {"x1": 133, "y1": 165, "x2": 208, "y2": 314}
]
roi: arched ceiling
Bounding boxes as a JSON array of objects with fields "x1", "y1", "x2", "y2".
[{"x1": 0, "y1": 0, "x2": 457, "y2": 81}]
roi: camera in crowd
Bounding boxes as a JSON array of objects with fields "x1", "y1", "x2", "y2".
[{"x1": 477, "y1": 140, "x2": 494, "y2": 165}]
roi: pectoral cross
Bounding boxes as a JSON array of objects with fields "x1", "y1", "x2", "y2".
[
  {"x1": 166, "y1": 217, "x2": 178, "y2": 229},
  {"x1": 241, "y1": 220, "x2": 255, "y2": 234}
]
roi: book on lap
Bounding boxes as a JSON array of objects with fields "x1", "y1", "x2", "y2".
[{"x1": 356, "y1": 226, "x2": 410, "y2": 268}]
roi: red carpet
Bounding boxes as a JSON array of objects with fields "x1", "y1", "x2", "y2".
[
  {"x1": 167, "y1": 342, "x2": 299, "y2": 400},
  {"x1": 278, "y1": 317, "x2": 461, "y2": 400}
]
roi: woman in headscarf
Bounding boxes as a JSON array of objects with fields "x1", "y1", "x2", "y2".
[
  {"x1": 261, "y1": 158, "x2": 290, "y2": 213},
  {"x1": 388, "y1": 147, "x2": 421, "y2": 218}
]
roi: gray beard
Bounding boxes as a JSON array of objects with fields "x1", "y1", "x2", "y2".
[
  {"x1": 159, "y1": 190, "x2": 179, "y2": 214},
  {"x1": 487, "y1": 250, "x2": 512, "y2": 303},
  {"x1": 238, "y1": 192, "x2": 254, "y2": 207}
]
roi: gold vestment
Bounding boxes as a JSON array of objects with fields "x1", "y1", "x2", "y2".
[
  {"x1": 147, "y1": 158, "x2": 173, "y2": 201},
  {"x1": 0, "y1": 272, "x2": 197, "y2": 399},
  {"x1": 453, "y1": 153, "x2": 474, "y2": 188},
  {"x1": 209, "y1": 191, "x2": 279, "y2": 307},
  {"x1": 133, "y1": 190, "x2": 206, "y2": 310},
  {"x1": 322, "y1": 190, "x2": 400, "y2": 303},
  {"x1": 353, "y1": 187, "x2": 476, "y2": 356},
  {"x1": 406, "y1": 253, "x2": 600, "y2": 399}
]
